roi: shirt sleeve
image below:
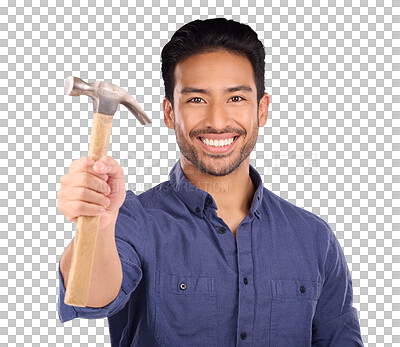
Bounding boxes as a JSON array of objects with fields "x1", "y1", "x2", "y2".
[
  {"x1": 312, "y1": 220, "x2": 364, "y2": 346},
  {"x1": 57, "y1": 191, "x2": 147, "y2": 323}
]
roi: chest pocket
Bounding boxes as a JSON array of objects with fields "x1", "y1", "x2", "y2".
[
  {"x1": 269, "y1": 279, "x2": 322, "y2": 347},
  {"x1": 154, "y1": 270, "x2": 217, "y2": 347}
]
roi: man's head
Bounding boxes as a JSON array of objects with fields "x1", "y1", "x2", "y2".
[
  {"x1": 161, "y1": 18, "x2": 266, "y2": 111},
  {"x1": 161, "y1": 18, "x2": 270, "y2": 177}
]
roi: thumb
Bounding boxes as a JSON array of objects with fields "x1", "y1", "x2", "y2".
[
  {"x1": 93, "y1": 156, "x2": 126, "y2": 198},
  {"x1": 93, "y1": 156, "x2": 125, "y2": 181}
]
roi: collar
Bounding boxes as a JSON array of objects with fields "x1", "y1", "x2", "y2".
[{"x1": 168, "y1": 159, "x2": 263, "y2": 220}]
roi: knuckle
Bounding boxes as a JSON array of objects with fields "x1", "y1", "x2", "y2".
[
  {"x1": 70, "y1": 158, "x2": 80, "y2": 169},
  {"x1": 82, "y1": 157, "x2": 93, "y2": 170},
  {"x1": 71, "y1": 157, "x2": 94, "y2": 172}
]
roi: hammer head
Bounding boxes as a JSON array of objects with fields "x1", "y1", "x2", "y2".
[{"x1": 64, "y1": 76, "x2": 151, "y2": 125}]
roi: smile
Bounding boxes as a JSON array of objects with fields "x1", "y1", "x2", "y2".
[
  {"x1": 196, "y1": 135, "x2": 240, "y2": 153},
  {"x1": 201, "y1": 137, "x2": 235, "y2": 147}
]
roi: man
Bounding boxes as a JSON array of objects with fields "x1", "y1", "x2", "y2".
[{"x1": 57, "y1": 18, "x2": 364, "y2": 346}]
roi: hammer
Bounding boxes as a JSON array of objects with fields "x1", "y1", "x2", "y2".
[{"x1": 63, "y1": 76, "x2": 151, "y2": 307}]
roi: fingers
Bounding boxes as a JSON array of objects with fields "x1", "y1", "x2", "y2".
[
  {"x1": 64, "y1": 186, "x2": 111, "y2": 207},
  {"x1": 60, "y1": 172, "x2": 110, "y2": 196},
  {"x1": 58, "y1": 199, "x2": 106, "y2": 222},
  {"x1": 57, "y1": 156, "x2": 125, "y2": 224},
  {"x1": 57, "y1": 184, "x2": 110, "y2": 222}
]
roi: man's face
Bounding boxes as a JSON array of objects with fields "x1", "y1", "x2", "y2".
[{"x1": 163, "y1": 50, "x2": 269, "y2": 177}]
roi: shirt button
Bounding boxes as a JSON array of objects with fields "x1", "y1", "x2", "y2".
[
  {"x1": 243, "y1": 277, "x2": 248, "y2": 285},
  {"x1": 179, "y1": 282, "x2": 187, "y2": 290},
  {"x1": 206, "y1": 197, "x2": 213, "y2": 205},
  {"x1": 300, "y1": 285, "x2": 306, "y2": 293},
  {"x1": 255, "y1": 209, "x2": 260, "y2": 215},
  {"x1": 218, "y1": 227, "x2": 226, "y2": 234},
  {"x1": 195, "y1": 207, "x2": 201, "y2": 213},
  {"x1": 240, "y1": 332, "x2": 247, "y2": 340}
]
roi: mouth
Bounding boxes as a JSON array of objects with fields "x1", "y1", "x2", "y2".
[{"x1": 196, "y1": 135, "x2": 240, "y2": 153}]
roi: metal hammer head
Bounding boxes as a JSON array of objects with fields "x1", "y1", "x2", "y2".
[{"x1": 64, "y1": 76, "x2": 151, "y2": 125}]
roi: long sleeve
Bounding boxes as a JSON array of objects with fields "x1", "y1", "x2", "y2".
[
  {"x1": 57, "y1": 191, "x2": 147, "y2": 323},
  {"x1": 312, "y1": 221, "x2": 364, "y2": 346}
]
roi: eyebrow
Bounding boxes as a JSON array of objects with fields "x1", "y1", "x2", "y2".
[{"x1": 179, "y1": 85, "x2": 253, "y2": 95}]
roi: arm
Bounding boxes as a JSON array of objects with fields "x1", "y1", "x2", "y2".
[
  {"x1": 57, "y1": 157, "x2": 146, "y2": 323},
  {"x1": 60, "y1": 211, "x2": 123, "y2": 308},
  {"x1": 312, "y1": 223, "x2": 364, "y2": 346},
  {"x1": 57, "y1": 193, "x2": 146, "y2": 323}
]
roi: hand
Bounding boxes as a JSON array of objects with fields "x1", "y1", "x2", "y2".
[{"x1": 57, "y1": 156, "x2": 126, "y2": 230}]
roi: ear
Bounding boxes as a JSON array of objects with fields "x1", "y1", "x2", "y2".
[
  {"x1": 163, "y1": 97, "x2": 174, "y2": 130},
  {"x1": 258, "y1": 92, "x2": 270, "y2": 127}
]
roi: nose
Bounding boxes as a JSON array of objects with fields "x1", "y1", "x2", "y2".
[{"x1": 203, "y1": 102, "x2": 233, "y2": 130}]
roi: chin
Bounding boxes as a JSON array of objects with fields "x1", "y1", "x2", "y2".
[{"x1": 192, "y1": 154, "x2": 245, "y2": 177}]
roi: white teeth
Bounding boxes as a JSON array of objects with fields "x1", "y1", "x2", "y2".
[{"x1": 201, "y1": 137, "x2": 235, "y2": 147}]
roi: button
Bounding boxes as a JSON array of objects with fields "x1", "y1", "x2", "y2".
[
  {"x1": 218, "y1": 227, "x2": 226, "y2": 234},
  {"x1": 300, "y1": 285, "x2": 306, "y2": 293},
  {"x1": 243, "y1": 277, "x2": 248, "y2": 285},
  {"x1": 179, "y1": 282, "x2": 187, "y2": 290},
  {"x1": 240, "y1": 332, "x2": 247, "y2": 340},
  {"x1": 195, "y1": 207, "x2": 201, "y2": 213},
  {"x1": 206, "y1": 196, "x2": 213, "y2": 205},
  {"x1": 255, "y1": 209, "x2": 260, "y2": 215}
]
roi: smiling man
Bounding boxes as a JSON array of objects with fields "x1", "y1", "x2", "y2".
[
  {"x1": 57, "y1": 18, "x2": 363, "y2": 346},
  {"x1": 165, "y1": 50, "x2": 268, "y2": 238}
]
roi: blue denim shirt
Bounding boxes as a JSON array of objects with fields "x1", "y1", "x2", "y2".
[{"x1": 58, "y1": 159, "x2": 363, "y2": 346}]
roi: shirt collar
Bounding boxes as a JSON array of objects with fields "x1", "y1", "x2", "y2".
[{"x1": 168, "y1": 159, "x2": 263, "y2": 220}]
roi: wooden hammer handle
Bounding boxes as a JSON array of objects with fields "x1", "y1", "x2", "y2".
[{"x1": 64, "y1": 112, "x2": 114, "y2": 307}]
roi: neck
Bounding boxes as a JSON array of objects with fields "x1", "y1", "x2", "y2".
[{"x1": 180, "y1": 155, "x2": 255, "y2": 213}]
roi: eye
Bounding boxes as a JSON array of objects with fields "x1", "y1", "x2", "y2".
[
  {"x1": 230, "y1": 96, "x2": 245, "y2": 102},
  {"x1": 187, "y1": 97, "x2": 204, "y2": 103}
]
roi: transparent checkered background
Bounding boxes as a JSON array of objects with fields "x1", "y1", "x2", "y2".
[{"x1": 0, "y1": 0, "x2": 398, "y2": 345}]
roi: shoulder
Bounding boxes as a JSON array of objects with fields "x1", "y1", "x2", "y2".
[
  {"x1": 262, "y1": 187, "x2": 334, "y2": 243},
  {"x1": 122, "y1": 181, "x2": 181, "y2": 220},
  {"x1": 135, "y1": 181, "x2": 176, "y2": 207}
]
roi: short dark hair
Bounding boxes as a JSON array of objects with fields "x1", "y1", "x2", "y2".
[{"x1": 161, "y1": 17, "x2": 266, "y2": 111}]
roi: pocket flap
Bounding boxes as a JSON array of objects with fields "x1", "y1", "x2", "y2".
[
  {"x1": 155, "y1": 271, "x2": 216, "y2": 295},
  {"x1": 271, "y1": 279, "x2": 322, "y2": 300}
]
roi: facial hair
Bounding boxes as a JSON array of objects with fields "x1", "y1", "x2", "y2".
[{"x1": 174, "y1": 112, "x2": 259, "y2": 177}]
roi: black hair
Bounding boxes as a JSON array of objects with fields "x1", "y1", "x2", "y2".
[{"x1": 161, "y1": 17, "x2": 265, "y2": 110}]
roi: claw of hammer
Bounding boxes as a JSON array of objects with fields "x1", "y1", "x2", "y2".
[{"x1": 64, "y1": 76, "x2": 151, "y2": 125}]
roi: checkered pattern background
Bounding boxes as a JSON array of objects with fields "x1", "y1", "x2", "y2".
[{"x1": 0, "y1": 0, "x2": 398, "y2": 345}]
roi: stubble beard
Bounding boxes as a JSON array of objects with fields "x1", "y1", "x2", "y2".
[{"x1": 174, "y1": 115, "x2": 259, "y2": 177}]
